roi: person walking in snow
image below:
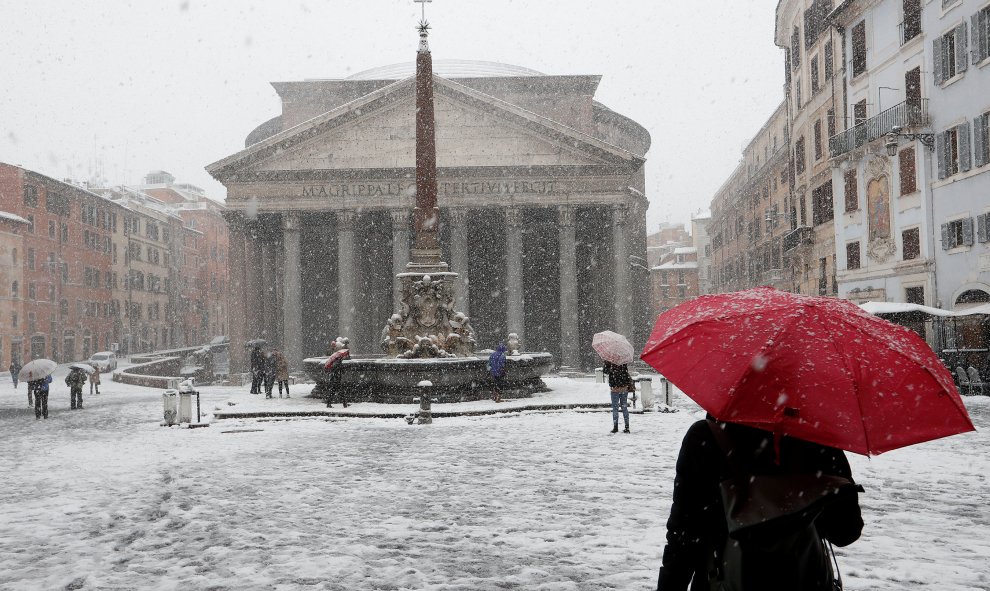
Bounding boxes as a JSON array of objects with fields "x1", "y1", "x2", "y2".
[
  {"x1": 262, "y1": 349, "x2": 277, "y2": 399},
  {"x1": 66, "y1": 367, "x2": 87, "y2": 410},
  {"x1": 323, "y1": 345, "x2": 350, "y2": 408},
  {"x1": 487, "y1": 342, "x2": 507, "y2": 403},
  {"x1": 249, "y1": 345, "x2": 264, "y2": 395},
  {"x1": 273, "y1": 349, "x2": 290, "y2": 398},
  {"x1": 603, "y1": 360, "x2": 632, "y2": 433},
  {"x1": 32, "y1": 374, "x2": 52, "y2": 419},
  {"x1": 9, "y1": 360, "x2": 21, "y2": 390},
  {"x1": 89, "y1": 368, "x2": 101, "y2": 395}
]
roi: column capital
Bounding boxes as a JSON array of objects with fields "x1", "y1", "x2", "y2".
[
  {"x1": 612, "y1": 204, "x2": 628, "y2": 225},
  {"x1": 448, "y1": 208, "x2": 470, "y2": 225},
  {"x1": 337, "y1": 209, "x2": 357, "y2": 226},
  {"x1": 282, "y1": 212, "x2": 302, "y2": 232},
  {"x1": 389, "y1": 208, "x2": 410, "y2": 226},
  {"x1": 557, "y1": 205, "x2": 576, "y2": 227},
  {"x1": 505, "y1": 207, "x2": 524, "y2": 227}
]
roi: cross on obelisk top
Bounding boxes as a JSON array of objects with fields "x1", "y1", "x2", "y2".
[{"x1": 414, "y1": 0, "x2": 432, "y2": 21}]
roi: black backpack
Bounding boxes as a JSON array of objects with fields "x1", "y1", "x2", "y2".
[{"x1": 706, "y1": 419, "x2": 856, "y2": 591}]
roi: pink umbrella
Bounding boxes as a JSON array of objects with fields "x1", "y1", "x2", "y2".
[{"x1": 592, "y1": 331, "x2": 635, "y2": 365}]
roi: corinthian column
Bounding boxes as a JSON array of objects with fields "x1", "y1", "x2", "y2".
[
  {"x1": 282, "y1": 213, "x2": 303, "y2": 370},
  {"x1": 337, "y1": 210, "x2": 356, "y2": 347},
  {"x1": 612, "y1": 204, "x2": 632, "y2": 338},
  {"x1": 244, "y1": 223, "x2": 263, "y2": 340},
  {"x1": 390, "y1": 209, "x2": 410, "y2": 309},
  {"x1": 505, "y1": 207, "x2": 525, "y2": 342},
  {"x1": 449, "y1": 208, "x2": 470, "y2": 316},
  {"x1": 558, "y1": 206, "x2": 580, "y2": 370},
  {"x1": 227, "y1": 216, "x2": 248, "y2": 372}
]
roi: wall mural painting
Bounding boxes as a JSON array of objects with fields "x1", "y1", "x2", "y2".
[{"x1": 865, "y1": 160, "x2": 896, "y2": 262}]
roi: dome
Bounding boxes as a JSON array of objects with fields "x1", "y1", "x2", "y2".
[{"x1": 347, "y1": 59, "x2": 544, "y2": 80}]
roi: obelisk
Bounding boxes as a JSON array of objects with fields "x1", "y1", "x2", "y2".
[{"x1": 379, "y1": 11, "x2": 476, "y2": 358}]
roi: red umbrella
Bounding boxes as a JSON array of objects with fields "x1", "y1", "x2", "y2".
[{"x1": 640, "y1": 287, "x2": 975, "y2": 456}]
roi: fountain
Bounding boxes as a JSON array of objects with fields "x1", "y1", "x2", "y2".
[{"x1": 304, "y1": 11, "x2": 553, "y2": 402}]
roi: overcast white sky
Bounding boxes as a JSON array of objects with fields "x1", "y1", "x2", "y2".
[{"x1": 0, "y1": 0, "x2": 784, "y2": 232}]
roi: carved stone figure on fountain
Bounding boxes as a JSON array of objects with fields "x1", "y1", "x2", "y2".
[
  {"x1": 507, "y1": 333, "x2": 522, "y2": 356},
  {"x1": 381, "y1": 313, "x2": 411, "y2": 357},
  {"x1": 445, "y1": 312, "x2": 477, "y2": 357}
]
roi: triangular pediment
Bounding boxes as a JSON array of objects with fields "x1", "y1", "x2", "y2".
[{"x1": 207, "y1": 75, "x2": 642, "y2": 179}]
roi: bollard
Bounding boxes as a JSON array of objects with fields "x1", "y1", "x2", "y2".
[
  {"x1": 415, "y1": 380, "x2": 434, "y2": 424},
  {"x1": 162, "y1": 389, "x2": 178, "y2": 426},
  {"x1": 661, "y1": 376, "x2": 672, "y2": 406},
  {"x1": 595, "y1": 368, "x2": 604, "y2": 383},
  {"x1": 639, "y1": 377, "x2": 654, "y2": 408}
]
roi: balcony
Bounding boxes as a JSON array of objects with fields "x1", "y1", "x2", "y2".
[
  {"x1": 829, "y1": 99, "x2": 929, "y2": 158},
  {"x1": 783, "y1": 226, "x2": 814, "y2": 253}
]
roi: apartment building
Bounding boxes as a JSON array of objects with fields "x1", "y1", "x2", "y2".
[
  {"x1": 777, "y1": 0, "x2": 842, "y2": 296},
  {"x1": 0, "y1": 210, "x2": 29, "y2": 367},
  {"x1": 828, "y1": 0, "x2": 937, "y2": 306}
]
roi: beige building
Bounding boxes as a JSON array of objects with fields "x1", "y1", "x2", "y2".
[
  {"x1": 208, "y1": 60, "x2": 652, "y2": 371},
  {"x1": 776, "y1": 0, "x2": 841, "y2": 296},
  {"x1": 0, "y1": 211, "x2": 28, "y2": 367}
]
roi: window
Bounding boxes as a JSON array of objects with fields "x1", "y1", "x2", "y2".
[
  {"x1": 60, "y1": 223, "x2": 68, "y2": 243},
  {"x1": 903, "y1": 227, "x2": 921, "y2": 259},
  {"x1": 852, "y1": 21, "x2": 867, "y2": 77},
  {"x1": 11, "y1": 312, "x2": 17, "y2": 329},
  {"x1": 824, "y1": 40, "x2": 834, "y2": 80},
  {"x1": 10, "y1": 281, "x2": 18, "y2": 298},
  {"x1": 28, "y1": 283, "x2": 36, "y2": 299},
  {"x1": 811, "y1": 56, "x2": 820, "y2": 94},
  {"x1": 854, "y1": 100, "x2": 867, "y2": 125},
  {"x1": 941, "y1": 218, "x2": 974, "y2": 249},
  {"x1": 812, "y1": 180, "x2": 834, "y2": 226},
  {"x1": 933, "y1": 24, "x2": 968, "y2": 85},
  {"x1": 791, "y1": 26, "x2": 802, "y2": 70},
  {"x1": 814, "y1": 120, "x2": 823, "y2": 160},
  {"x1": 27, "y1": 248, "x2": 35, "y2": 271},
  {"x1": 905, "y1": 286, "x2": 925, "y2": 305},
  {"x1": 146, "y1": 222, "x2": 159, "y2": 241},
  {"x1": 48, "y1": 220, "x2": 56, "y2": 238},
  {"x1": 846, "y1": 241, "x2": 861, "y2": 270},
  {"x1": 45, "y1": 192, "x2": 70, "y2": 216},
  {"x1": 899, "y1": 148, "x2": 918, "y2": 195},
  {"x1": 903, "y1": 0, "x2": 922, "y2": 43},
  {"x1": 974, "y1": 6, "x2": 990, "y2": 64},
  {"x1": 23, "y1": 185, "x2": 38, "y2": 207},
  {"x1": 974, "y1": 112, "x2": 990, "y2": 168},
  {"x1": 827, "y1": 108, "x2": 836, "y2": 138},
  {"x1": 26, "y1": 214, "x2": 34, "y2": 233},
  {"x1": 937, "y1": 123, "x2": 971, "y2": 179},
  {"x1": 977, "y1": 212, "x2": 990, "y2": 243},
  {"x1": 795, "y1": 137, "x2": 806, "y2": 175},
  {"x1": 844, "y1": 169, "x2": 859, "y2": 212}
]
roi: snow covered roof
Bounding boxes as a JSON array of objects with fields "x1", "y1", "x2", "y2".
[
  {"x1": 0, "y1": 211, "x2": 30, "y2": 224},
  {"x1": 859, "y1": 301, "x2": 990, "y2": 317},
  {"x1": 653, "y1": 262, "x2": 698, "y2": 270}
]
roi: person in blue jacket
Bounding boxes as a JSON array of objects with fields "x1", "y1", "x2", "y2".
[
  {"x1": 32, "y1": 374, "x2": 53, "y2": 419},
  {"x1": 488, "y1": 342, "x2": 507, "y2": 403}
]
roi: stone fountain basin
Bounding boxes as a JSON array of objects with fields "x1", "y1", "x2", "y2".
[{"x1": 303, "y1": 353, "x2": 554, "y2": 403}]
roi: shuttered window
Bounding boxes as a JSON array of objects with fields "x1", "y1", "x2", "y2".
[
  {"x1": 844, "y1": 169, "x2": 858, "y2": 212},
  {"x1": 899, "y1": 147, "x2": 917, "y2": 195},
  {"x1": 814, "y1": 120, "x2": 823, "y2": 160},
  {"x1": 902, "y1": 227, "x2": 921, "y2": 260},
  {"x1": 941, "y1": 218, "x2": 974, "y2": 250},
  {"x1": 937, "y1": 124, "x2": 970, "y2": 179},
  {"x1": 933, "y1": 23, "x2": 968, "y2": 85},
  {"x1": 852, "y1": 21, "x2": 867, "y2": 77},
  {"x1": 972, "y1": 6, "x2": 990, "y2": 64},
  {"x1": 974, "y1": 112, "x2": 990, "y2": 168}
]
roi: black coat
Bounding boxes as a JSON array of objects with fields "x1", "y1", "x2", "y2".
[
  {"x1": 657, "y1": 419, "x2": 864, "y2": 591},
  {"x1": 603, "y1": 361, "x2": 633, "y2": 389},
  {"x1": 250, "y1": 348, "x2": 263, "y2": 373}
]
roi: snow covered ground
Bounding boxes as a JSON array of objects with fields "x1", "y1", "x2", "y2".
[{"x1": 0, "y1": 367, "x2": 988, "y2": 590}]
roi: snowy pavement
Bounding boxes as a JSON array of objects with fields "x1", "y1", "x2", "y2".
[{"x1": 0, "y1": 369, "x2": 988, "y2": 590}]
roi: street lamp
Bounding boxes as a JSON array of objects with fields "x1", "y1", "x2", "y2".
[{"x1": 885, "y1": 125, "x2": 935, "y2": 156}]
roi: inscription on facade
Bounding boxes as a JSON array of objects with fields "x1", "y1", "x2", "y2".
[{"x1": 300, "y1": 180, "x2": 558, "y2": 199}]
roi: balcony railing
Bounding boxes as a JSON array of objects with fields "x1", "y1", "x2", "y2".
[
  {"x1": 829, "y1": 99, "x2": 929, "y2": 158},
  {"x1": 783, "y1": 226, "x2": 814, "y2": 252}
]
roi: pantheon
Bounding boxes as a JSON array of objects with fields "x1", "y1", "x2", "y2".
[{"x1": 207, "y1": 60, "x2": 652, "y2": 372}]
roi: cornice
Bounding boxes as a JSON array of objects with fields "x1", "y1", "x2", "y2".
[{"x1": 217, "y1": 164, "x2": 639, "y2": 185}]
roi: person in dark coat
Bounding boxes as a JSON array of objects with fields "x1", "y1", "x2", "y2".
[
  {"x1": 656, "y1": 418, "x2": 864, "y2": 591},
  {"x1": 487, "y1": 342, "x2": 507, "y2": 403},
  {"x1": 323, "y1": 347, "x2": 350, "y2": 408},
  {"x1": 9, "y1": 360, "x2": 21, "y2": 390},
  {"x1": 262, "y1": 350, "x2": 277, "y2": 399},
  {"x1": 249, "y1": 345, "x2": 263, "y2": 394},
  {"x1": 32, "y1": 375, "x2": 53, "y2": 419},
  {"x1": 66, "y1": 368, "x2": 87, "y2": 410},
  {"x1": 603, "y1": 360, "x2": 633, "y2": 433}
]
